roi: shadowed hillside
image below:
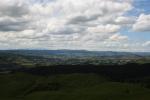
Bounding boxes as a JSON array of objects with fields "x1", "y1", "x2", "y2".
[{"x1": 0, "y1": 50, "x2": 150, "y2": 100}]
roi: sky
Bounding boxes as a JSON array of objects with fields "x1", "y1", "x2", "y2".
[{"x1": 0, "y1": 0, "x2": 150, "y2": 51}]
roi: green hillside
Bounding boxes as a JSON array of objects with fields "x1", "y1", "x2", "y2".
[{"x1": 0, "y1": 72, "x2": 150, "y2": 100}]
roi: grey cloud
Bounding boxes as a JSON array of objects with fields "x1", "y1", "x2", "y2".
[
  {"x1": 50, "y1": 26, "x2": 85, "y2": 35},
  {"x1": 0, "y1": 5, "x2": 29, "y2": 17},
  {"x1": 0, "y1": 1, "x2": 30, "y2": 32},
  {"x1": 67, "y1": 14, "x2": 101, "y2": 25},
  {"x1": 0, "y1": 18, "x2": 29, "y2": 32},
  {"x1": 17, "y1": 34, "x2": 50, "y2": 40}
]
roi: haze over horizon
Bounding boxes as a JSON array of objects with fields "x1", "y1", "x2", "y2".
[{"x1": 0, "y1": 0, "x2": 150, "y2": 52}]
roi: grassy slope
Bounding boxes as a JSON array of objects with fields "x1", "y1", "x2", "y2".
[{"x1": 0, "y1": 73, "x2": 150, "y2": 100}]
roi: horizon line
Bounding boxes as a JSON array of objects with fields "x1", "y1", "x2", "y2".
[{"x1": 0, "y1": 49, "x2": 149, "y2": 53}]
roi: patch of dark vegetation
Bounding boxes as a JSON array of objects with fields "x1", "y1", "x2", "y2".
[
  {"x1": 23, "y1": 82, "x2": 61, "y2": 96},
  {"x1": 16, "y1": 63, "x2": 150, "y2": 82}
]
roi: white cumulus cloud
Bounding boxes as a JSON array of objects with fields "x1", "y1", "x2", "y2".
[
  {"x1": 133, "y1": 14, "x2": 150, "y2": 32},
  {"x1": 0, "y1": 0, "x2": 149, "y2": 51}
]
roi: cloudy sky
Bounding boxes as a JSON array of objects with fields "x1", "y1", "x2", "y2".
[{"x1": 0, "y1": 0, "x2": 150, "y2": 51}]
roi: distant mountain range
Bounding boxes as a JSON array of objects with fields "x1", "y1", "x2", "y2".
[{"x1": 0, "y1": 50, "x2": 150, "y2": 58}]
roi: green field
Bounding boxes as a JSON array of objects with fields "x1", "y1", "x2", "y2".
[{"x1": 0, "y1": 72, "x2": 150, "y2": 100}]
